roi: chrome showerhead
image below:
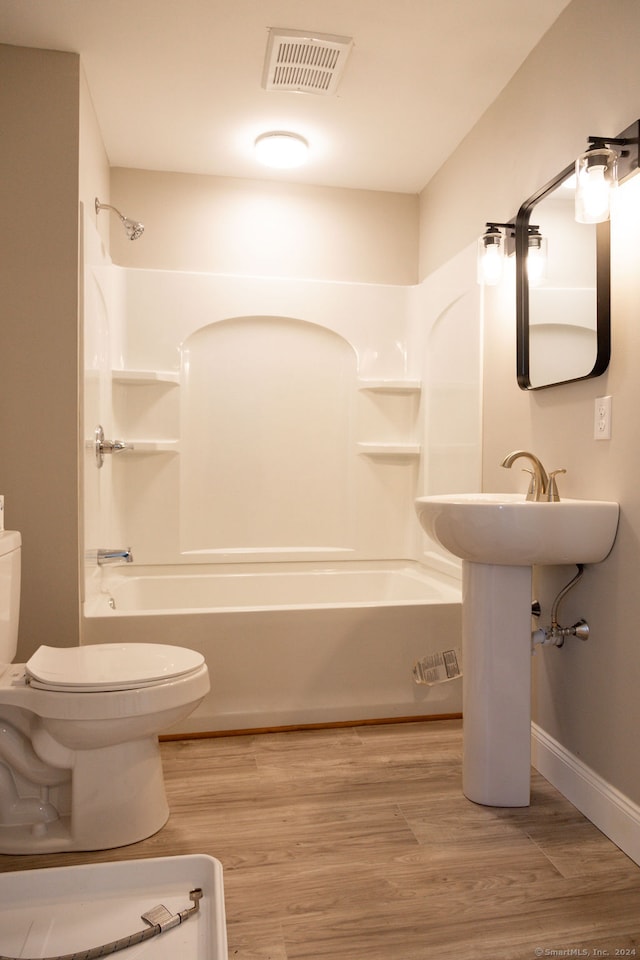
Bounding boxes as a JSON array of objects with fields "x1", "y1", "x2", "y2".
[
  {"x1": 95, "y1": 198, "x2": 145, "y2": 241},
  {"x1": 122, "y1": 217, "x2": 145, "y2": 241}
]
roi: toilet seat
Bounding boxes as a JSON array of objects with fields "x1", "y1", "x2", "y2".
[{"x1": 25, "y1": 643, "x2": 205, "y2": 692}]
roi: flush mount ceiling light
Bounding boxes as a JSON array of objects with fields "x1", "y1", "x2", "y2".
[
  {"x1": 575, "y1": 119, "x2": 640, "y2": 224},
  {"x1": 254, "y1": 131, "x2": 309, "y2": 169}
]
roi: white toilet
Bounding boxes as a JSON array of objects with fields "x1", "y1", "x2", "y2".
[{"x1": 0, "y1": 530, "x2": 210, "y2": 854}]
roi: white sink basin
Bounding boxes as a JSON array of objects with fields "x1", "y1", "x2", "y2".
[{"x1": 415, "y1": 493, "x2": 619, "y2": 566}]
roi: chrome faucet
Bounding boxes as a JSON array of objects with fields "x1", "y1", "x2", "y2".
[
  {"x1": 500, "y1": 450, "x2": 551, "y2": 502},
  {"x1": 97, "y1": 548, "x2": 134, "y2": 565}
]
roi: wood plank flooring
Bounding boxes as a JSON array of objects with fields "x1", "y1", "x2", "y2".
[{"x1": 2, "y1": 719, "x2": 640, "y2": 959}]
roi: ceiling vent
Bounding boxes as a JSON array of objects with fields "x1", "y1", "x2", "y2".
[{"x1": 262, "y1": 28, "x2": 353, "y2": 96}]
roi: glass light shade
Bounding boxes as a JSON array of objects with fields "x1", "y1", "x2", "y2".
[
  {"x1": 477, "y1": 228, "x2": 504, "y2": 286},
  {"x1": 254, "y1": 132, "x2": 309, "y2": 169},
  {"x1": 575, "y1": 146, "x2": 618, "y2": 223},
  {"x1": 527, "y1": 232, "x2": 547, "y2": 287}
]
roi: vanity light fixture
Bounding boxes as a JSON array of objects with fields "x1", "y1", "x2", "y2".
[
  {"x1": 254, "y1": 131, "x2": 309, "y2": 169},
  {"x1": 526, "y1": 225, "x2": 547, "y2": 286},
  {"x1": 477, "y1": 222, "x2": 515, "y2": 286},
  {"x1": 575, "y1": 120, "x2": 640, "y2": 224},
  {"x1": 575, "y1": 142, "x2": 618, "y2": 223}
]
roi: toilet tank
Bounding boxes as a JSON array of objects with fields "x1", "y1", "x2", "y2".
[{"x1": 0, "y1": 531, "x2": 21, "y2": 673}]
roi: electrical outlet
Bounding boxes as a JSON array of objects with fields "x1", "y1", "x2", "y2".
[{"x1": 594, "y1": 395, "x2": 612, "y2": 440}]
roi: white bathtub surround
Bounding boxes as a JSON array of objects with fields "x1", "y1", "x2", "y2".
[
  {"x1": 83, "y1": 237, "x2": 481, "y2": 575},
  {"x1": 84, "y1": 560, "x2": 462, "y2": 734},
  {"x1": 90, "y1": 268, "x2": 425, "y2": 569},
  {"x1": 82, "y1": 227, "x2": 480, "y2": 734}
]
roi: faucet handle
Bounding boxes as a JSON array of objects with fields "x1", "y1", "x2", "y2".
[
  {"x1": 522, "y1": 468, "x2": 536, "y2": 501},
  {"x1": 547, "y1": 469, "x2": 566, "y2": 502}
]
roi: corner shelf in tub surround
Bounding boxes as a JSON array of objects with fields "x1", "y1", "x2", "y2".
[
  {"x1": 357, "y1": 379, "x2": 422, "y2": 394},
  {"x1": 111, "y1": 369, "x2": 180, "y2": 385},
  {"x1": 111, "y1": 369, "x2": 181, "y2": 455},
  {"x1": 357, "y1": 442, "x2": 421, "y2": 458},
  {"x1": 357, "y1": 379, "x2": 421, "y2": 461}
]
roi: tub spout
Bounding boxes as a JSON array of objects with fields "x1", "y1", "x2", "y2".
[
  {"x1": 500, "y1": 450, "x2": 549, "y2": 502},
  {"x1": 97, "y1": 548, "x2": 134, "y2": 565}
]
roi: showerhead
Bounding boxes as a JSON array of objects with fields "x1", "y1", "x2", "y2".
[
  {"x1": 122, "y1": 218, "x2": 145, "y2": 241},
  {"x1": 95, "y1": 198, "x2": 145, "y2": 241}
]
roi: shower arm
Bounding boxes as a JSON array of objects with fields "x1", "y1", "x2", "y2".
[
  {"x1": 95, "y1": 198, "x2": 126, "y2": 221},
  {"x1": 94, "y1": 197, "x2": 144, "y2": 240}
]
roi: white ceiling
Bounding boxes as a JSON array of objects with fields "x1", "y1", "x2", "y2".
[{"x1": 0, "y1": 0, "x2": 572, "y2": 194}]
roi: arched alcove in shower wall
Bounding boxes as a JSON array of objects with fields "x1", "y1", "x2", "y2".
[{"x1": 180, "y1": 316, "x2": 357, "y2": 559}]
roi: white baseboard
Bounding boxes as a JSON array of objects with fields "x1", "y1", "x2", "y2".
[{"x1": 531, "y1": 722, "x2": 640, "y2": 867}]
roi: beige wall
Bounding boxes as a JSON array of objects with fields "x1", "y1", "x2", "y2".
[
  {"x1": 109, "y1": 167, "x2": 419, "y2": 285},
  {"x1": 0, "y1": 44, "x2": 81, "y2": 658},
  {"x1": 79, "y1": 65, "x2": 111, "y2": 251},
  {"x1": 420, "y1": 0, "x2": 640, "y2": 805}
]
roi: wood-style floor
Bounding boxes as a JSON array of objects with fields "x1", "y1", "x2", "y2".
[{"x1": 2, "y1": 719, "x2": 640, "y2": 959}]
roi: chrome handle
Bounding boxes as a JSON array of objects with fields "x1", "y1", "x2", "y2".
[{"x1": 94, "y1": 425, "x2": 135, "y2": 468}]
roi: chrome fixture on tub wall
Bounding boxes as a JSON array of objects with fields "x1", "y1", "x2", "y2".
[
  {"x1": 94, "y1": 425, "x2": 134, "y2": 468},
  {"x1": 96, "y1": 548, "x2": 134, "y2": 566},
  {"x1": 85, "y1": 547, "x2": 134, "y2": 565},
  {"x1": 95, "y1": 197, "x2": 144, "y2": 240}
]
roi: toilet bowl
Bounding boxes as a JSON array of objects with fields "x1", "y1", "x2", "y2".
[{"x1": 0, "y1": 531, "x2": 210, "y2": 854}]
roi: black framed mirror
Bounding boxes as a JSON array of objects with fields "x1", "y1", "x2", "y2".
[{"x1": 516, "y1": 164, "x2": 610, "y2": 390}]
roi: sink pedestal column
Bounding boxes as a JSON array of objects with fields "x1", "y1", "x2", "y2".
[{"x1": 462, "y1": 561, "x2": 532, "y2": 807}]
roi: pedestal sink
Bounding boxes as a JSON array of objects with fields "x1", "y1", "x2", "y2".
[{"x1": 415, "y1": 493, "x2": 619, "y2": 807}]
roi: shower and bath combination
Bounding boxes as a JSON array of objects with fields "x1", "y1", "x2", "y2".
[{"x1": 95, "y1": 197, "x2": 144, "y2": 240}]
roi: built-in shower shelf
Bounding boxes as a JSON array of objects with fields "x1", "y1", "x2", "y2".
[
  {"x1": 358, "y1": 379, "x2": 421, "y2": 394},
  {"x1": 124, "y1": 439, "x2": 180, "y2": 454},
  {"x1": 111, "y1": 369, "x2": 180, "y2": 385},
  {"x1": 357, "y1": 442, "x2": 421, "y2": 458}
]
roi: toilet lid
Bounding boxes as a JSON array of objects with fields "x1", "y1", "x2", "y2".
[{"x1": 25, "y1": 644, "x2": 205, "y2": 692}]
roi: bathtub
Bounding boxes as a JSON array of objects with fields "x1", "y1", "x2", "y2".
[{"x1": 82, "y1": 560, "x2": 462, "y2": 734}]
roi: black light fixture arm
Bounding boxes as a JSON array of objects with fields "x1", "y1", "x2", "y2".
[
  {"x1": 483, "y1": 220, "x2": 518, "y2": 256},
  {"x1": 484, "y1": 221, "x2": 515, "y2": 230}
]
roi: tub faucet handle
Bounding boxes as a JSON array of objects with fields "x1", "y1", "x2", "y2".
[{"x1": 94, "y1": 424, "x2": 135, "y2": 468}]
